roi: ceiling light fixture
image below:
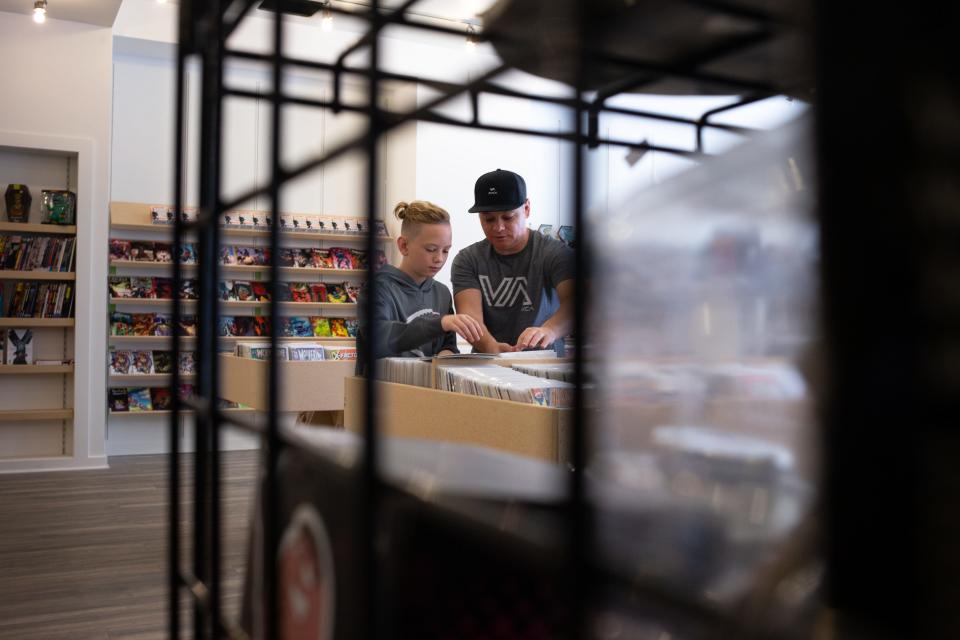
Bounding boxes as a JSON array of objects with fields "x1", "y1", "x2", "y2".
[
  {"x1": 32, "y1": 0, "x2": 47, "y2": 23},
  {"x1": 320, "y1": 0, "x2": 333, "y2": 31}
]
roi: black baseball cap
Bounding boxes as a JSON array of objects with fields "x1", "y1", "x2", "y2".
[{"x1": 468, "y1": 169, "x2": 527, "y2": 213}]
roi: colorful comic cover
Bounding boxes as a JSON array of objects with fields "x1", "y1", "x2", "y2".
[
  {"x1": 310, "y1": 249, "x2": 333, "y2": 269},
  {"x1": 236, "y1": 246, "x2": 258, "y2": 266},
  {"x1": 153, "y1": 314, "x2": 173, "y2": 336},
  {"x1": 154, "y1": 243, "x2": 173, "y2": 263},
  {"x1": 329, "y1": 318, "x2": 349, "y2": 337},
  {"x1": 309, "y1": 283, "x2": 327, "y2": 302},
  {"x1": 130, "y1": 277, "x2": 156, "y2": 299},
  {"x1": 218, "y1": 316, "x2": 236, "y2": 336},
  {"x1": 179, "y1": 279, "x2": 198, "y2": 300},
  {"x1": 310, "y1": 316, "x2": 331, "y2": 337},
  {"x1": 133, "y1": 313, "x2": 156, "y2": 336},
  {"x1": 251, "y1": 282, "x2": 270, "y2": 301},
  {"x1": 292, "y1": 249, "x2": 311, "y2": 268},
  {"x1": 109, "y1": 239, "x2": 132, "y2": 261},
  {"x1": 178, "y1": 316, "x2": 197, "y2": 336},
  {"x1": 177, "y1": 383, "x2": 195, "y2": 400},
  {"x1": 350, "y1": 249, "x2": 368, "y2": 270},
  {"x1": 289, "y1": 283, "x2": 311, "y2": 303},
  {"x1": 288, "y1": 316, "x2": 312, "y2": 337},
  {"x1": 150, "y1": 206, "x2": 171, "y2": 225},
  {"x1": 278, "y1": 248, "x2": 296, "y2": 267},
  {"x1": 324, "y1": 346, "x2": 357, "y2": 360},
  {"x1": 253, "y1": 316, "x2": 271, "y2": 336},
  {"x1": 219, "y1": 246, "x2": 237, "y2": 265},
  {"x1": 110, "y1": 312, "x2": 134, "y2": 336},
  {"x1": 131, "y1": 350, "x2": 154, "y2": 374},
  {"x1": 234, "y1": 281, "x2": 254, "y2": 301},
  {"x1": 153, "y1": 351, "x2": 173, "y2": 374},
  {"x1": 178, "y1": 243, "x2": 198, "y2": 265},
  {"x1": 151, "y1": 387, "x2": 173, "y2": 410},
  {"x1": 233, "y1": 316, "x2": 255, "y2": 336},
  {"x1": 130, "y1": 241, "x2": 155, "y2": 262},
  {"x1": 128, "y1": 387, "x2": 153, "y2": 412},
  {"x1": 109, "y1": 388, "x2": 129, "y2": 412},
  {"x1": 253, "y1": 247, "x2": 270, "y2": 266},
  {"x1": 156, "y1": 278, "x2": 174, "y2": 300},
  {"x1": 346, "y1": 283, "x2": 361, "y2": 304},
  {"x1": 178, "y1": 352, "x2": 197, "y2": 374},
  {"x1": 345, "y1": 318, "x2": 359, "y2": 338},
  {"x1": 326, "y1": 283, "x2": 348, "y2": 303},
  {"x1": 109, "y1": 350, "x2": 132, "y2": 375},
  {"x1": 109, "y1": 277, "x2": 132, "y2": 299},
  {"x1": 329, "y1": 248, "x2": 354, "y2": 270},
  {"x1": 218, "y1": 281, "x2": 236, "y2": 301}
]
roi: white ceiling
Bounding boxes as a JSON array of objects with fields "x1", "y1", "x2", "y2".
[
  {"x1": 0, "y1": 0, "x2": 492, "y2": 30},
  {"x1": 0, "y1": 0, "x2": 123, "y2": 27}
]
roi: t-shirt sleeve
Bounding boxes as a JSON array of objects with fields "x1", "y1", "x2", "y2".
[
  {"x1": 544, "y1": 238, "x2": 575, "y2": 287},
  {"x1": 450, "y1": 248, "x2": 480, "y2": 295}
]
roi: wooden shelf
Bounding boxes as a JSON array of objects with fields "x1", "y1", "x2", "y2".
[
  {"x1": 0, "y1": 222, "x2": 76, "y2": 235},
  {"x1": 108, "y1": 298, "x2": 358, "y2": 311},
  {"x1": 0, "y1": 270, "x2": 75, "y2": 281},
  {"x1": 0, "y1": 364, "x2": 73, "y2": 374},
  {"x1": 109, "y1": 408, "x2": 255, "y2": 416},
  {"x1": 0, "y1": 318, "x2": 74, "y2": 328},
  {"x1": 0, "y1": 408, "x2": 73, "y2": 422},
  {"x1": 108, "y1": 335, "x2": 355, "y2": 344},
  {"x1": 109, "y1": 261, "x2": 366, "y2": 278},
  {"x1": 108, "y1": 374, "x2": 196, "y2": 386}
]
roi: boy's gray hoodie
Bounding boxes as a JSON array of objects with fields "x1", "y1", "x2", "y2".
[{"x1": 357, "y1": 265, "x2": 458, "y2": 373}]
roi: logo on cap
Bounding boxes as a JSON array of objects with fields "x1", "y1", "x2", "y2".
[{"x1": 488, "y1": 187, "x2": 498, "y2": 195}]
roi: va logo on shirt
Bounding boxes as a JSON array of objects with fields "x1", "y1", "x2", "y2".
[{"x1": 479, "y1": 275, "x2": 534, "y2": 311}]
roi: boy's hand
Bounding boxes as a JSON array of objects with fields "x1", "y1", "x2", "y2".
[
  {"x1": 515, "y1": 326, "x2": 558, "y2": 351},
  {"x1": 441, "y1": 314, "x2": 483, "y2": 343}
]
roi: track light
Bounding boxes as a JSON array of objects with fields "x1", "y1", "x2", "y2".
[
  {"x1": 320, "y1": 1, "x2": 333, "y2": 31},
  {"x1": 33, "y1": 0, "x2": 47, "y2": 23},
  {"x1": 465, "y1": 24, "x2": 478, "y2": 51}
]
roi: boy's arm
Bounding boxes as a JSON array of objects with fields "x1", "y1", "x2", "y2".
[{"x1": 454, "y1": 289, "x2": 513, "y2": 354}]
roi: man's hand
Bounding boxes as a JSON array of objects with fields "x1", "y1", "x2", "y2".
[
  {"x1": 515, "y1": 326, "x2": 558, "y2": 351},
  {"x1": 441, "y1": 313, "x2": 483, "y2": 343},
  {"x1": 495, "y1": 342, "x2": 517, "y2": 354}
]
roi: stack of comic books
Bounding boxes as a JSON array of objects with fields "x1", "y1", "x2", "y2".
[
  {"x1": 109, "y1": 239, "x2": 196, "y2": 264},
  {"x1": 510, "y1": 362, "x2": 574, "y2": 383},
  {"x1": 322, "y1": 345, "x2": 357, "y2": 361},
  {"x1": 108, "y1": 349, "x2": 196, "y2": 375},
  {"x1": 5, "y1": 282, "x2": 75, "y2": 317},
  {"x1": 0, "y1": 234, "x2": 76, "y2": 272},
  {"x1": 435, "y1": 365, "x2": 573, "y2": 408},
  {"x1": 377, "y1": 357, "x2": 433, "y2": 388}
]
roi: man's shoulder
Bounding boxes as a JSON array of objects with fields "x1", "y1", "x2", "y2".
[
  {"x1": 532, "y1": 231, "x2": 570, "y2": 255},
  {"x1": 452, "y1": 239, "x2": 490, "y2": 264}
]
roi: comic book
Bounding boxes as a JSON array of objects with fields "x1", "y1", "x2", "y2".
[
  {"x1": 130, "y1": 241, "x2": 155, "y2": 262},
  {"x1": 326, "y1": 283, "x2": 348, "y2": 303},
  {"x1": 289, "y1": 283, "x2": 311, "y2": 303},
  {"x1": 109, "y1": 277, "x2": 133, "y2": 299},
  {"x1": 151, "y1": 387, "x2": 173, "y2": 410},
  {"x1": 350, "y1": 249, "x2": 368, "y2": 270},
  {"x1": 153, "y1": 314, "x2": 173, "y2": 336},
  {"x1": 278, "y1": 248, "x2": 296, "y2": 267},
  {"x1": 278, "y1": 213, "x2": 295, "y2": 232},
  {"x1": 329, "y1": 318, "x2": 349, "y2": 337},
  {"x1": 323, "y1": 345, "x2": 357, "y2": 360},
  {"x1": 274, "y1": 282, "x2": 292, "y2": 302},
  {"x1": 177, "y1": 383, "x2": 195, "y2": 400},
  {"x1": 150, "y1": 206, "x2": 171, "y2": 226},
  {"x1": 154, "y1": 243, "x2": 173, "y2": 263},
  {"x1": 218, "y1": 316, "x2": 236, "y2": 336},
  {"x1": 178, "y1": 243, "x2": 198, "y2": 265},
  {"x1": 236, "y1": 247, "x2": 258, "y2": 266},
  {"x1": 130, "y1": 277, "x2": 156, "y2": 299},
  {"x1": 178, "y1": 315, "x2": 197, "y2": 336},
  {"x1": 109, "y1": 350, "x2": 132, "y2": 375},
  {"x1": 311, "y1": 249, "x2": 334, "y2": 269},
  {"x1": 109, "y1": 239, "x2": 132, "y2": 261},
  {"x1": 110, "y1": 312, "x2": 134, "y2": 336},
  {"x1": 373, "y1": 219, "x2": 389, "y2": 237},
  {"x1": 233, "y1": 316, "x2": 255, "y2": 336},
  {"x1": 109, "y1": 388, "x2": 129, "y2": 412},
  {"x1": 179, "y1": 279, "x2": 198, "y2": 300},
  {"x1": 345, "y1": 318, "x2": 359, "y2": 338},
  {"x1": 133, "y1": 313, "x2": 156, "y2": 336},
  {"x1": 329, "y1": 248, "x2": 354, "y2": 270},
  {"x1": 288, "y1": 316, "x2": 313, "y2": 337},
  {"x1": 253, "y1": 247, "x2": 270, "y2": 266},
  {"x1": 131, "y1": 350, "x2": 155, "y2": 375},
  {"x1": 128, "y1": 387, "x2": 153, "y2": 412},
  {"x1": 219, "y1": 246, "x2": 237, "y2": 265},
  {"x1": 153, "y1": 351, "x2": 173, "y2": 374},
  {"x1": 346, "y1": 283, "x2": 361, "y2": 304},
  {"x1": 293, "y1": 249, "x2": 311, "y2": 268},
  {"x1": 234, "y1": 281, "x2": 254, "y2": 302},
  {"x1": 219, "y1": 281, "x2": 236, "y2": 301},
  {"x1": 253, "y1": 316, "x2": 271, "y2": 336},
  {"x1": 251, "y1": 282, "x2": 270, "y2": 301},
  {"x1": 178, "y1": 351, "x2": 197, "y2": 374},
  {"x1": 288, "y1": 343, "x2": 326, "y2": 361},
  {"x1": 155, "y1": 278, "x2": 174, "y2": 300},
  {"x1": 309, "y1": 283, "x2": 327, "y2": 302},
  {"x1": 310, "y1": 316, "x2": 331, "y2": 337}
]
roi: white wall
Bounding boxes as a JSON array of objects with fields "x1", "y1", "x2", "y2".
[{"x1": 0, "y1": 12, "x2": 113, "y2": 471}]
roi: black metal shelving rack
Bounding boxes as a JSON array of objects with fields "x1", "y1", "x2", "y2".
[{"x1": 165, "y1": 0, "x2": 960, "y2": 638}]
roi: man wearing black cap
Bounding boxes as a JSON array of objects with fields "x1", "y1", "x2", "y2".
[{"x1": 451, "y1": 169, "x2": 574, "y2": 353}]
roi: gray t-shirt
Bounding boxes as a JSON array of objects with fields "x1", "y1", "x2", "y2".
[{"x1": 451, "y1": 231, "x2": 574, "y2": 350}]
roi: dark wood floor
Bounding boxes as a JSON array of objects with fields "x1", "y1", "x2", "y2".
[{"x1": 0, "y1": 452, "x2": 259, "y2": 640}]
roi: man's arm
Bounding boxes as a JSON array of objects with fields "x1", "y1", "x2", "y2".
[
  {"x1": 515, "y1": 279, "x2": 574, "y2": 350},
  {"x1": 454, "y1": 288, "x2": 514, "y2": 354}
]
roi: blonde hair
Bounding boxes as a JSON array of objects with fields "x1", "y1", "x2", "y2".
[{"x1": 394, "y1": 200, "x2": 450, "y2": 237}]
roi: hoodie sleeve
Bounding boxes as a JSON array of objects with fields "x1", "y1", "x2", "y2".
[
  {"x1": 360, "y1": 284, "x2": 447, "y2": 359},
  {"x1": 439, "y1": 298, "x2": 459, "y2": 354}
]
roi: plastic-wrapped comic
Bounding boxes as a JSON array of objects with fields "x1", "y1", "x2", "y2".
[
  {"x1": 377, "y1": 357, "x2": 433, "y2": 388},
  {"x1": 511, "y1": 362, "x2": 574, "y2": 383},
  {"x1": 435, "y1": 365, "x2": 573, "y2": 408}
]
